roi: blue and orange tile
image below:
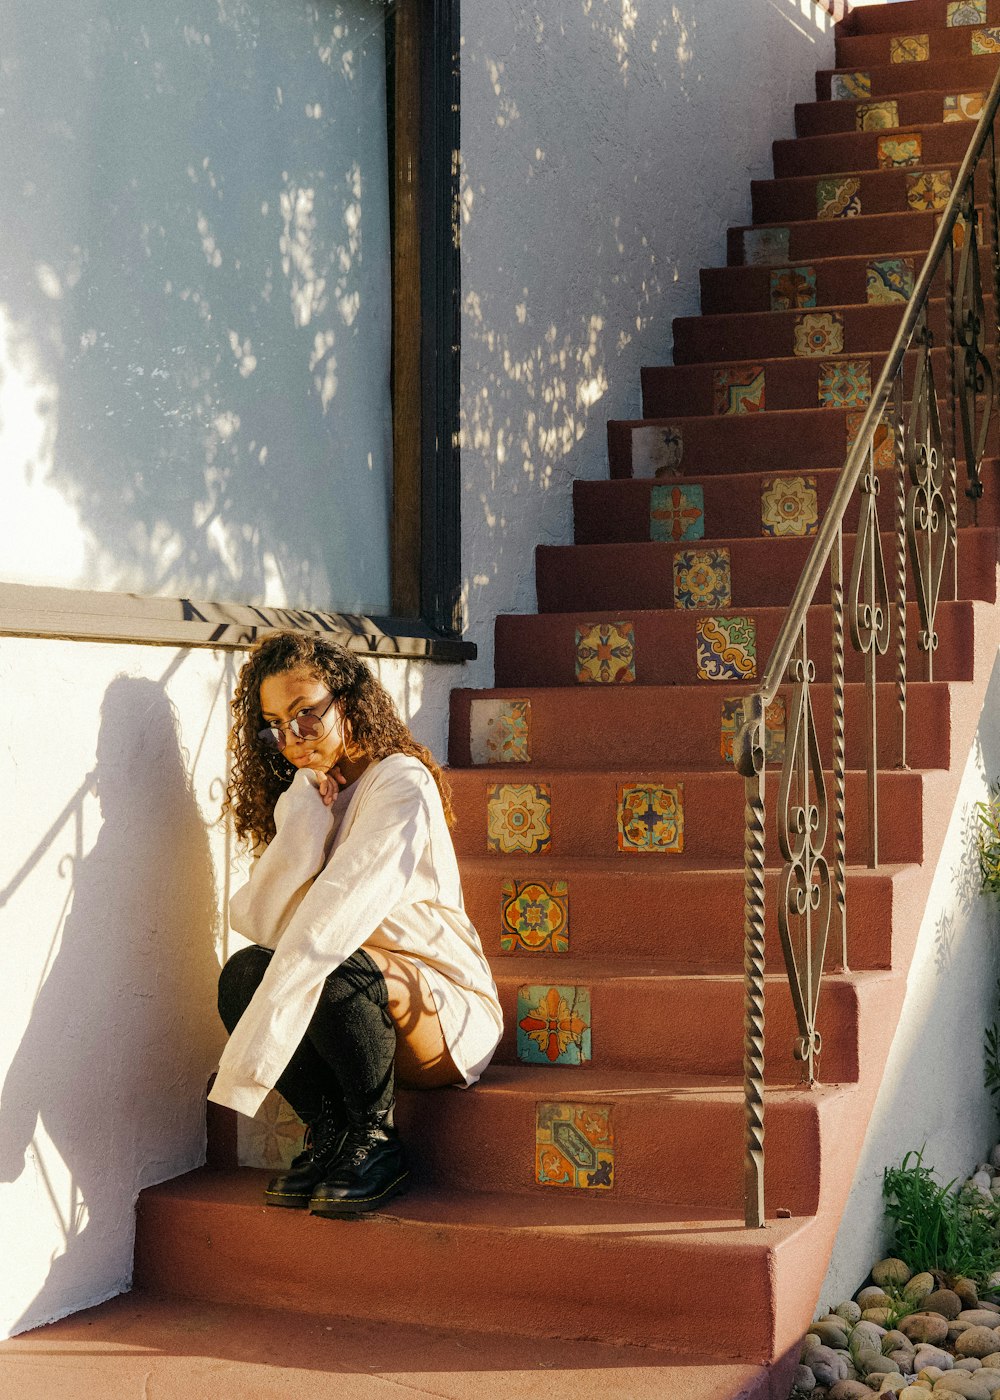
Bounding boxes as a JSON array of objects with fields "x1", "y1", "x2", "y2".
[
  {"x1": 650, "y1": 483, "x2": 704, "y2": 542},
  {"x1": 831, "y1": 72, "x2": 871, "y2": 101},
  {"x1": 575, "y1": 621, "x2": 636, "y2": 684},
  {"x1": 617, "y1": 784, "x2": 684, "y2": 854},
  {"x1": 713, "y1": 365, "x2": 765, "y2": 416},
  {"x1": 673, "y1": 548, "x2": 732, "y2": 610},
  {"x1": 469, "y1": 699, "x2": 531, "y2": 765},
  {"x1": 819, "y1": 360, "x2": 871, "y2": 410},
  {"x1": 517, "y1": 985, "x2": 591, "y2": 1065},
  {"x1": 536, "y1": 1102, "x2": 614, "y2": 1190},
  {"x1": 769, "y1": 266, "x2": 817, "y2": 312},
  {"x1": 817, "y1": 177, "x2": 860, "y2": 220},
  {"x1": 696, "y1": 616, "x2": 757, "y2": 682},
  {"x1": 721, "y1": 696, "x2": 787, "y2": 766},
  {"x1": 866, "y1": 258, "x2": 914, "y2": 305},
  {"x1": 500, "y1": 878, "x2": 569, "y2": 954}
]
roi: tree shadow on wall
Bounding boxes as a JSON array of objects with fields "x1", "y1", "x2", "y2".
[{"x1": 0, "y1": 676, "x2": 222, "y2": 1335}]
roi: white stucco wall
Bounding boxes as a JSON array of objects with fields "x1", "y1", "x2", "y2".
[
  {"x1": 0, "y1": 0, "x2": 836, "y2": 1338},
  {"x1": 820, "y1": 655, "x2": 1000, "y2": 1309}
]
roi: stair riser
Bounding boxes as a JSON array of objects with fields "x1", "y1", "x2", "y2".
[
  {"x1": 727, "y1": 210, "x2": 940, "y2": 265},
  {"x1": 448, "y1": 683, "x2": 952, "y2": 772},
  {"x1": 533, "y1": 530, "x2": 998, "y2": 615},
  {"x1": 133, "y1": 1187, "x2": 782, "y2": 1355},
  {"x1": 843, "y1": 1, "x2": 1000, "y2": 37},
  {"x1": 573, "y1": 468, "x2": 1000, "y2": 541},
  {"x1": 817, "y1": 54, "x2": 1000, "y2": 101},
  {"x1": 836, "y1": 27, "x2": 1000, "y2": 70},
  {"x1": 773, "y1": 122, "x2": 973, "y2": 179},
  {"x1": 395, "y1": 1084, "x2": 824, "y2": 1211},
  {"x1": 460, "y1": 865, "x2": 896, "y2": 971},
  {"x1": 493, "y1": 601, "x2": 975, "y2": 689},
  {"x1": 795, "y1": 90, "x2": 986, "y2": 138},
  {"x1": 448, "y1": 766, "x2": 925, "y2": 864},
  {"x1": 751, "y1": 160, "x2": 984, "y2": 227}
]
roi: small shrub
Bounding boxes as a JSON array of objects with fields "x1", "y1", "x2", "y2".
[{"x1": 882, "y1": 1148, "x2": 1000, "y2": 1287}]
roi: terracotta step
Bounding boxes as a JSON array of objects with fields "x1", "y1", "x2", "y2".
[
  {"x1": 672, "y1": 299, "x2": 923, "y2": 366},
  {"x1": 841, "y1": 0, "x2": 1000, "y2": 37},
  {"x1": 772, "y1": 120, "x2": 973, "y2": 179},
  {"x1": 394, "y1": 1063, "x2": 850, "y2": 1210},
  {"x1": 817, "y1": 53, "x2": 1000, "y2": 102},
  {"x1": 750, "y1": 158, "x2": 984, "y2": 226},
  {"x1": 446, "y1": 763, "x2": 929, "y2": 865},
  {"x1": 835, "y1": 23, "x2": 1000, "y2": 70},
  {"x1": 572, "y1": 465, "x2": 1000, "y2": 540},
  {"x1": 701, "y1": 243, "x2": 990, "y2": 316},
  {"x1": 134, "y1": 1166, "x2": 824, "y2": 1358},
  {"x1": 458, "y1": 856, "x2": 907, "y2": 971},
  {"x1": 794, "y1": 88, "x2": 990, "y2": 138},
  {"x1": 727, "y1": 209, "x2": 941, "y2": 266},
  {"x1": 533, "y1": 528, "x2": 998, "y2": 613},
  {"x1": 492, "y1": 599, "x2": 976, "y2": 688}
]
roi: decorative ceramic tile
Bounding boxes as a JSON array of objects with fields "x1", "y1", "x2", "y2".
[
  {"x1": 877, "y1": 132, "x2": 922, "y2": 168},
  {"x1": 944, "y1": 90, "x2": 987, "y2": 122},
  {"x1": 794, "y1": 312, "x2": 844, "y2": 358},
  {"x1": 948, "y1": 0, "x2": 986, "y2": 25},
  {"x1": 906, "y1": 170, "x2": 953, "y2": 212},
  {"x1": 831, "y1": 71, "x2": 871, "y2": 102},
  {"x1": 517, "y1": 985, "x2": 591, "y2": 1065},
  {"x1": 720, "y1": 695, "x2": 787, "y2": 766},
  {"x1": 971, "y1": 26, "x2": 1000, "y2": 52},
  {"x1": 947, "y1": 207, "x2": 984, "y2": 251},
  {"x1": 469, "y1": 699, "x2": 531, "y2": 765},
  {"x1": 575, "y1": 621, "x2": 636, "y2": 684},
  {"x1": 817, "y1": 177, "x2": 861, "y2": 220},
  {"x1": 713, "y1": 365, "x2": 765, "y2": 416},
  {"x1": 617, "y1": 784, "x2": 684, "y2": 854},
  {"x1": 487, "y1": 783, "x2": 551, "y2": 855},
  {"x1": 500, "y1": 878, "x2": 569, "y2": 954},
  {"x1": 650, "y1": 483, "x2": 705, "y2": 542},
  {"x1": 673, "y1": 547, "x2": 732, "y2": 611},
  {"x1": 890, "y1": 34, "x2": 929, "y2": 63},
  {"x1": 770, "y1": 265, "x2": 817, "y2": 311},
  {"x1": 238, "y1": 1091, "x2": 304, "y2": 1170},
  {"x1": 536, "y1": 1103, "x2": 614, "y2": 1190},
  {"x1": 761, "y1": 475, "x2": 819, "y2": 538},
  {"x1": 819, "y1": 360, "x2": 872, "y2": 410},
  {"x1": 866, "y1": 257, "x2": 915, "y2": 305},
  {"x1": 631, "y1": 424, "x2": 683, "y2": 479},
  {"x1": 743, "y1": 226, "x2": 790, "y2": 267},
  {"x1": 696, "y1": 617, "x2": 757, "y2": 682},
  {"x1": 847, "y1": 410, "x2": 896, "y2": 471},
  {"x1": 856, "y1": 100, "x2": 899, "y2": 132}
]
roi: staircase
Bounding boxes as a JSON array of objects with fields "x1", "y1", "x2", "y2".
[{"x1": 128, "y1": 2, "x2": 1000, "y2": 1395}]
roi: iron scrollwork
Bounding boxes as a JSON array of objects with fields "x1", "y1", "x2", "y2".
[
  {"x1": 955, "y1": 183, "x2": 994, "y2": 505},
  {"x1": 906, "y1": 313, "x2": 948, "y2": 677}
]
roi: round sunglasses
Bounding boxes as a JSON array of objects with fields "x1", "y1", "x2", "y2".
[{"x1": 257, "y1": 692, "x2": 338, "y2": 752}]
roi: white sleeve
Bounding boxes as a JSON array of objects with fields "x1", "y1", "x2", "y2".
[{"x1": 228, "y1": 769, "x2": 335, "y2": 950}]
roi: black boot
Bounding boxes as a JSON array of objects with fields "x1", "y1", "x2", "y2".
[
  {"x1": 263, "y1": 1099, "x2": 348, "y2": 1210},
  {"x1": 308, "y1": 1111, "x2": 409, "y2": 1218}
]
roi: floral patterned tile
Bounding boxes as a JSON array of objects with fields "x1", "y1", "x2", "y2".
[
  {"x1": 487, "y1": 783, "x2": 551, "y2": 855},
  {"x1": 819, "y1": 360, "x2": 872, "y2": 410},
  {"x1": 856, "y1": 100, "x2": 899, "y2": 132},
  {"x1": 770, "y1": 265, "x2": 817, "y2": 311},
  {"x1": 536, "y1": 1102, "x2": 614, "y2": 1190},
  {"x1": 866, "y1": 257, "x2": 915, "y2": 305},
  {"x1": 631, "y1": 424, "x2": 683, "y2": 479},
  {"x1": 743, "y1": 227, "x2": 790, "y2": 267},
  {"x1": 890, "y1": 34, "x2": 929, "y2": 63},
  {"x1": 948, "y1": 0, "x2": 986, "y2": 24},
  {"x1": 761, "y1": 475, "x2": 819, "y2": 538},
  {"x1": 500, "y1": 877, "x2": 569, "y2": 954},
  {"x1": 650, "y1": 483, "x2": 705, "y2": 543},
  {"x1": 617, "y1": 784, "x2": 684, "y2": 853},
  {"x1": 794, "y1": 312, "x2": 844, "y2": 359},
  {"x1": 945, "y1": 207, "x2": 984, "y2": 251},
  {"x1": 673, "y1": 547, "x2": 732, "y2": 611},
  {"x1": 696, "y1": 616, "x2": 757, "y2": 682},
  {"x1": 817, "y1": 177, "x2": 861, "y2": 220},
  {"x1": 943, "y1": 90, "x2": 987, "y2": 121},
  {"x1": 906, "y1": 170, "x2": 953, "y2": 212},
  {"x1": 831, "y1": 71, "x2": 871, "y2": 101},
  {"x1": 575, "y1": 621, "x2": 636, "y2": 684},
  {"x1": 469, "y1": 698, "x2": 531, "y2": 766},
  {"x1": 877, "y1": 133, "x2": 922, "y2": 169},
  {"x1": 971, "y1": 26, "x2": 1000, "y2": 52},
  {"x1": 720, "y1": 695, "x2": 787, "y2": 766},
  {"x1": 847, "y1": 410, "x2": 896, "y2": 471},
  {"x1": 713, "y1": 365, "x2": 765, "y2": 416},
  {"x1": 517, "y1": 985, "x2": 591, "y2": 1065}
]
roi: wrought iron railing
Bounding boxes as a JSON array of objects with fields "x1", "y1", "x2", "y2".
[{"x1": 736, "y1": 67, "x2": 1000, "y2": 1229}]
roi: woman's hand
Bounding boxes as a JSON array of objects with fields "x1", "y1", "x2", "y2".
[{"x1": 316, "y1": 763, "x2": 348, "y2": 806}]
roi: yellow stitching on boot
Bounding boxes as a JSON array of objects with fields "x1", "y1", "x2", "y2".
[{"x1": 311, "y1": 1170, "x2": 409, "y2": 1206}]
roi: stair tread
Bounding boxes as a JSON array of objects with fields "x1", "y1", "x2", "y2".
[{"x1": 407, "y1": 1061, "x2": 850, "y2": 1097}]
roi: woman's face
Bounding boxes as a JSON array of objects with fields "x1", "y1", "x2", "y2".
[{"x1": 257, "y1": 666, "x2": 347, "y2": 774}]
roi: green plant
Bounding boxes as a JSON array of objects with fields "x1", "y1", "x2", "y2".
[
  {"x1": 975, "y1": 783, "x2": 1000, "y2": 897},
  {"x1": 882, "y1": 1148, "x2": 1000, "y2": 1287},
  {"x1": 986, "y1": 997, "x2": 1000, "y2": 1120}
]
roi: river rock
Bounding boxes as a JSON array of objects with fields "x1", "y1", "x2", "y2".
[
  {"x1": 854, "y1": 1322, "x2": 890, "y2": 1347},
  {"x1": 977, "y1": 1302, "x2": 1000, "y2": 1315},
  {"x1": 971, "y1": 1368, "x2": 1000, "y2": 1387},
  {"x1": 906, "y1": 1276, "x2": 938, "y2": 1305},
  {"x1": 874, "y1": 1260, "x2": 915, "y2": 1289},
  {"x1": 956, "y1": 1328, "x2": 1000, "y2": 1359},
  {"x1": 793, "y1": 1363, "x2": 817, "y2": 1391},
  {"x1": 920, "y1": 1370, "x2": 946, "y2": 1383},
  {"x1": 899, "y1": 1389, "x2": 932, "y2": 1400},
  {"x1": 837, "y1": 1302, "x2": 864, "y2": 1325},
  {"x1": 860, "y1": 1287, "x2": 893, "y2": 1310},
  {"x1": 929, "y1": 1374, "x2": 993, "y2": 1400},
  {"x1": 885, "y1": 1331, "x2": 915, "y2": 1352},
  {"x1": 902, "y1": 1315, "x2": 951, "y2": 1346},
  {"x1": 810, "y1": 1345, "x2": 850, "y2": 1387},
  {"x1": 925, "y1": 1292, "x2": 964, "y2": 1321},
  {"x1": 865, "y1": 1310, "x2": 896, "y2": 1327},
  {"x1": 859, "y1": 1347, "x2": 897, "y2": 1376},
  {"x1": 814, "y1": 1318, "x2": 851, "y2": 1349},
  {"x1": 959, "y1": 1314, "x2": 1000, "y2": 1331},
  {"x1": 914, "y1": 1350, "x2": 954, "y2": 1373},
  {"x1": 829, "y1": 1383, "x2": 872, "y2": 1400},
  {"x1": 889, "y1": 1351, "x2": 918, "y2": 1371},
  {"x1": 879, "y1": 1378, "x2": 907, "y2": 1395},
  {"x1": 955, "y1": 1281, "x2": 980, "y2": 1309},
  {"x1": 978, "y1": 1357, "x2": 1000, "y2": 1371},
  {"x1": 971, "y1": 1171, "x2": 992, "y2": 1192},
  {"x1": 954, "y1": 1359, "x2": 983, "y2": 1371},
  {"x1": 802, "y1": 1333, "x2": 822, "y2": 1360}
]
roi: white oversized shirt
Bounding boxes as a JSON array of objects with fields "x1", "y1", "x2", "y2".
[{"x1": 209, "y1": 754, "x2": 503, "y2": 1118}]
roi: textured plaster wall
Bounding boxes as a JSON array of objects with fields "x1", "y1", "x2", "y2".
[{"x1": 820, "y1": 655, "x2": 1000, "y2": 1309}]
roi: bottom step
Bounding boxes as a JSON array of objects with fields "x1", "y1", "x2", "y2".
[{"x1": 0, "y1": 1290, "x2": 797, "y2": 1400}]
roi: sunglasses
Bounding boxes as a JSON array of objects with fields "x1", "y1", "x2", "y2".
[{"x1": 257, "y1": 693, "x2": 338, "y2": 752}]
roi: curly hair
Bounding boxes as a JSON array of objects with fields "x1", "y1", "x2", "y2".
[{"x1": 222, "y1": 631, "x2": 455, "y2": 847}]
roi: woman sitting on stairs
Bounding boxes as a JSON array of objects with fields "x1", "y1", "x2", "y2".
[{"x1": 210, "y1": 630, "x2": 502, "y2": 1217}]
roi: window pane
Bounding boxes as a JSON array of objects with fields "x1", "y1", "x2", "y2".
[{"x1": 0, "y1": 0, "x2": 393, "y2": 612}]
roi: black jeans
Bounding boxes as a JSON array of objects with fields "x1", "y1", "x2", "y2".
[{"x1": 217, "y1": 945, "x2": 396, "y2": 1127}]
